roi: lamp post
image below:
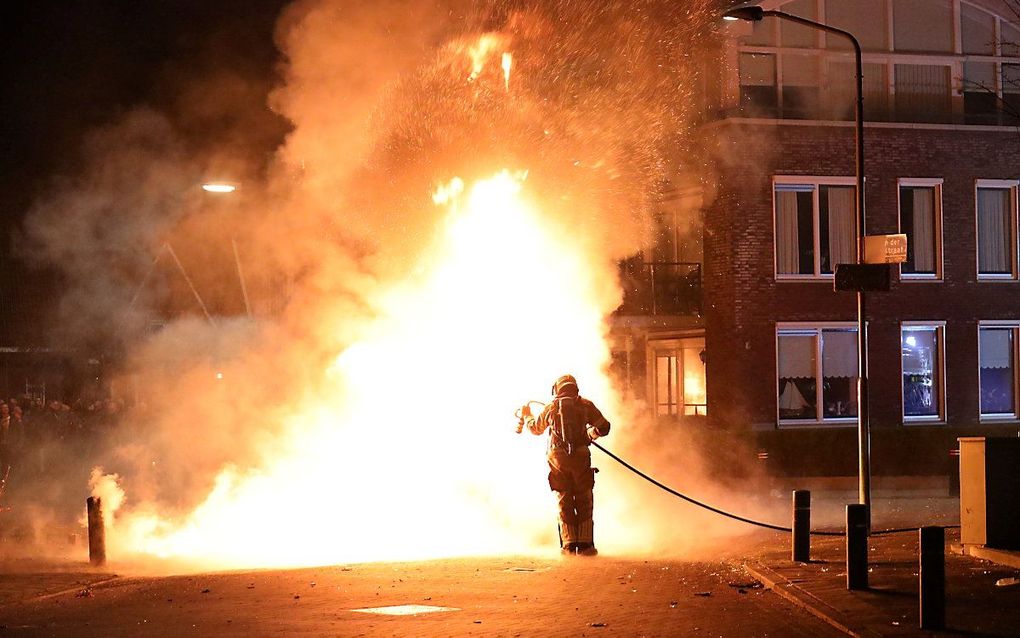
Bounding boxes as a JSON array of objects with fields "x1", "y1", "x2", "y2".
[
  {"x1": 201, "y1": 182, "x2": 253, "y2": 318},
  {"x1": 724, "y1": 4, "x2": 871, "y2": 527}
]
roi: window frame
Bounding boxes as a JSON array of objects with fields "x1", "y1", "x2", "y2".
[
  {"x1": 897, "y1": 178, "x2": 944, "y2": 281},
  {"x1": 647, "y1": 336, "x2": 707, "y2": 418},
  {"x1": 725, "y1": 0, "x2": 1020, "y2": 126},
  {"x1": 776, "y1": 321, "x2": 860, "y2": 427},
  {"x1": 974, "y1": 179, "x2": 1020, "y2": 281},
  {"x1": 773, "y1": 175, "x2": 858, "y2": 281},
  {"x1": 900, "y1": 321, "x2": 947, "y2": 424},
  {"x1": 978, "y1": 320, "x2": 1020, "y2": 422}
]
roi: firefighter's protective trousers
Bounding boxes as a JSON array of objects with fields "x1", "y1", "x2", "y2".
[
  {"x1": 527, "y1": 394, "x2": 610, "y2": 547},
  {"x1": 548, "y1": 446, "x2": 596, "y2": 546}
]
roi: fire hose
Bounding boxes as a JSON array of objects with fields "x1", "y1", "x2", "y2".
[{"x1": 516, "y1": 400, "x2": 958, "y2": 537}]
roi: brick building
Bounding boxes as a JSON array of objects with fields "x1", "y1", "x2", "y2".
[{"x1": 611, "y1": 0, "x2": 1020, "y2": 479}]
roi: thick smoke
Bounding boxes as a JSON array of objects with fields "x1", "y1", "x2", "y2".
[{"x1": 5, "y1": 0, "x2": 777, "y2": 569}]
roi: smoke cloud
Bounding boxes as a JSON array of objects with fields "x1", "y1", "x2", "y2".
[{"x1": 4, "y1": 0, "x2": 773, "y2": 571}]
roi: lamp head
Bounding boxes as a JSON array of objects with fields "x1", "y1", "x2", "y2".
[{"x1": 723, "y1": 6, "x2": 765, "y2": 21}]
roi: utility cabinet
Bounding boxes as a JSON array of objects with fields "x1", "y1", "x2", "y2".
[{"x1": 959, "y1": 437, "x2": 1020, "y2": 549}]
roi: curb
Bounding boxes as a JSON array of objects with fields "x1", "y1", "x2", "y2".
[
  {"x1": 12, "y1": 575, "x2": 121, "y2": 608},
  {"x1": 742, "y1": 561, "x2": 883, "y2": 638},
  {"x1": 951, "y1": 544, "x2": 1020, "y2": 570}
]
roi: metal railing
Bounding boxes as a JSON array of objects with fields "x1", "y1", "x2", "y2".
[{"x1": 617, "y1": 261, "x2": 702, "y2": 317}]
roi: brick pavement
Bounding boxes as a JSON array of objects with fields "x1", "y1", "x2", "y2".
[
  {"x1": 0, "y1": 555, "x2": 845, "y2": 637},
  {"x1": 744, "y1": 528, "x2": 1020, "y2": 637}
]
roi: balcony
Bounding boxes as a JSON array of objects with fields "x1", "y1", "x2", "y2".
[{"x1": 616, "y1": 261, "x2": 702, "y2": 317}]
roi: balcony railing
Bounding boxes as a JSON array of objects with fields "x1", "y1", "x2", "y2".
[{"x1": 617, "y1": 261, "x2": 702, "y2": 317}]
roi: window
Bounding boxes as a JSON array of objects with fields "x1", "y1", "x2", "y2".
[
  {"x1": 893, "y1": 0, "x2": 953, "y2": 53},
  {"x1": 739, "y1": 52, "x2": 777, "y2": 116},
  {"x1": 961, "y1": 2, "x2": 996, "y2": 55},
  {"x1": 895, "y1": 64, "x2": 952, "y2": 123},
  {"x1": 782, "y1": 54, "x2": 821, "y2": 119},
  {"x1": 979, "y1": 323, "x2": 1020, "y2": 420},
  {"x1": 777, "y1": 325, "x2": 858, "y2": 424},
  {"x1": 976, "y1": 181, "x2": 1019, "y2": 278},
  {"x1": 774, "y1": 178, "x2": 856, "y2": 278},
  {"x1": 825, "y1": 0, "x2": 888, "y2": 52},
  {"x1": 901, "y1": 324, "x2": 945, "y2": 421},
  {"x1": 650, "y1": 337, "x2": 706, "y2": 417},
  {"x1": 728, "y1": 0, "x2": 1020, "y2": 126},
  {"x1": 780, "y1": 0, "x2": 818, "y2": 48},
  {"x1": 1004, "y1": 64, "x2": 1020, "y2": 125},
  {"x1": 962, "y1": 62, "x2": 1000, "y2": 125},
  {"x1": 898, "y1": 180, "x2": 942, "y2": 278}
]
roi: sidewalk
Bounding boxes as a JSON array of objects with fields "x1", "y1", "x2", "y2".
[{"x1": 743, "y1": 527, "x2": 1020, "y2": 637}]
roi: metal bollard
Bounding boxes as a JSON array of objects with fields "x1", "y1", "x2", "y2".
[
  {"x1": 792, "y1": 490, "x2": 811, "y2": 562},
  {"x1": 919, "y1": 526, "x2": 945, "y2": 630},
  {"x1": 846, "y1": 504, "x2": 868, "y2": 590},
  {"x1": 86, "y1": 496, "x2": 106, "y2": 567}
]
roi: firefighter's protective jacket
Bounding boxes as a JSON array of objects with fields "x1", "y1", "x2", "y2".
[{"x1": 527, "y1": 395, "x2": 610, "y2": 455}]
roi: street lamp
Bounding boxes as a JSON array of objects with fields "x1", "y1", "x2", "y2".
[
  {"x1": 200, "y1": 182, "x2": 253, "y2": 318},
  {"x1": 723, "y1": 4, "x2": 872, "y2": 526},
  {"x1": 202, "y1": 182, "x2": 238, "y2": 194}
]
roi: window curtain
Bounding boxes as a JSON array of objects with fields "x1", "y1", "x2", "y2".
[
  {"x1": 980, "y1": 329, "x2": 1013, "y2": 369},
  {"x1": 822, "y1": 330, "x2": 858, "y2": 378},
  {"x1": 778, "y1": 334, "x2": 814, "y2": 378},
  {"x1": 895, "y1": 64, "x2": 951, "y2": 121},
  {"x1": 827, "y1": 187, "x2": 856, "y2": 269},
  {"x1": 776, "y1": 190, "x2": 801, "y2": 273},
  {"x1": 978, "y1": 188, "x2": 1010, "y2": 273},
  {"x1": 911, "y1": 188, "x2": 935, "y2": 272}
]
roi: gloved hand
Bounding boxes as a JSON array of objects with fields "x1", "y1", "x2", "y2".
[{"x1": 586, "y1": 424, "x2": 600, "y2": 442}]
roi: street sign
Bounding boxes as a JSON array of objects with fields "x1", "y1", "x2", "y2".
[
  {"x1": 834, "y1": 263, "x2": 891, "y2": 292},
  {"x1": 863, "y1": 234, "x2": 907, "y2": 264}
]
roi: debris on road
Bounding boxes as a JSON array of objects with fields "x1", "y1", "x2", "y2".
[
  {"x1": 694, "y1": 591, "x2": 712, "y2": 597},
  {"x1": 75, "y1": 588, "x2": 93, "y2": 598}
]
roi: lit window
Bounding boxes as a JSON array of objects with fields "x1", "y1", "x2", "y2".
[
  {"x1": 979, "y1": 324, "x2": 1020, "y2": 420},
  {"x1": 777, "y1": 325, "x2": 858, "y2": 424},
  {"x1": 774, "y1": 179, "x2": 856, "y2": 278},
  {"x1": 651, "y1": 338, "x2": 706, "y2": 417},
  {"x1": 901, "y1": 324, "x2": 945, "y2": 421},
  {"x1": 898, "y1": 180, "x2": 942, "y2": 278},
  {"x1": 976, "y1": 182, "x2": 1019, "y2": 278}
]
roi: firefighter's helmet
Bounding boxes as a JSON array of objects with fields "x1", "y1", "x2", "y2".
[{"x1": 552, "y1": 374, "x2": 579, "y2": 397}]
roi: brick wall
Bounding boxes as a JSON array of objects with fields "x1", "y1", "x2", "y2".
[{"x1": 703, "y1": 121, "x2": 1020, "y2": 458}]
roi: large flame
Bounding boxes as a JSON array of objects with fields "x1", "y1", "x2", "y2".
[{"x1": 108, "y1": 170, "x2": 622, "y2": 569}]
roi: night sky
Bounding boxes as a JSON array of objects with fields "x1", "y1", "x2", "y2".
[{"x1": 0, "y1": 0, "x2": 291, "y2": 344}]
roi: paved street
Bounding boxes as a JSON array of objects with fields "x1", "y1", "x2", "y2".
[{"x1": 0, "y1": 554, "x2": 844, "y2": 637}]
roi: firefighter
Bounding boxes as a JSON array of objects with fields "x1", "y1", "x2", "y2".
[{"x1": 522, "y1": 374, "x2": 610, "y2": 556}]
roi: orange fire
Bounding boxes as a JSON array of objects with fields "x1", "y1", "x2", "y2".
[
  {"x1": 102, "y1": 171, "x2": 622, "y2": 569},
  {"x1": 502, "y1": 52, "x2": 513, "y2": 91}
]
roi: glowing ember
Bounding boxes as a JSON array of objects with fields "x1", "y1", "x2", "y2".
[{"x1": 104, "y1": 171, "x2": 620, "y2": 569}]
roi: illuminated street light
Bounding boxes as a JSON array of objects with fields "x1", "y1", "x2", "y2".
[
  {"x1": 201, "y1": 182, "x2": 238, "y2": 193},
  {"x1": 199, "y1": 181, "x2": 252, "y2": 318},
  {"x1": 724, "y1": 3, "x2": 872, "y2": 528}
]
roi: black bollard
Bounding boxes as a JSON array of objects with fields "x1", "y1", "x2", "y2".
[
  {"x1": 792, "y1": 490, "x2": 811, "y2": 562},
  {"x1": 846, "y1": 504, "x2": 868, "y2": 590},
  {"x1": 86, "y1": 496, "x2": 106, "y2": 567},
  {"x1": 919, "y1": 526, "x2": 945, "y2": 630}
]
